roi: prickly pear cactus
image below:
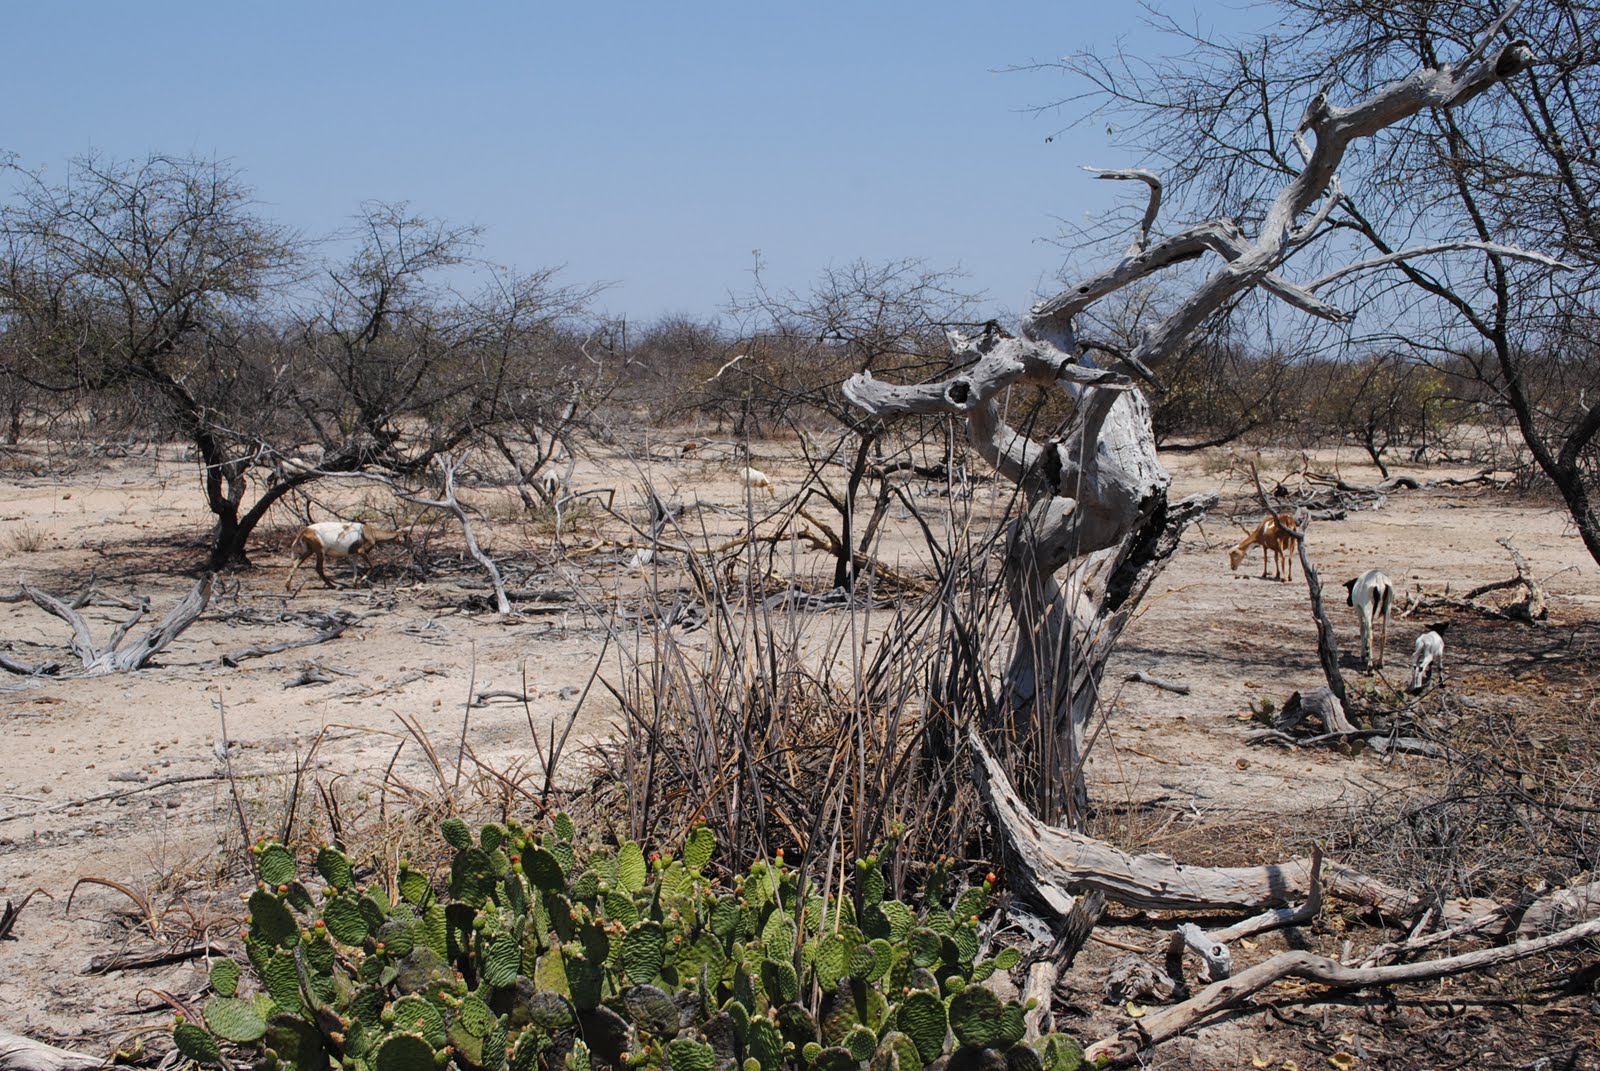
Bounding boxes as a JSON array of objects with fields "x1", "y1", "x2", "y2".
[{"x1": 176, "y1": 822, "x2": 1081, "y2": 1071}]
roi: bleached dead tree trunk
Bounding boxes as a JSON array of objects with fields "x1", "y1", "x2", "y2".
[{"x1": 844, "y1": 34, "x2": 1540, "y2": 826}]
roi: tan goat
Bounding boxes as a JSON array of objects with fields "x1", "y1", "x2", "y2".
[
  {"x1": 1227, "y1": 512, "x2": 1299, "y2": 581},
  {"x1": 286, "y1": 521, "x2": 406, "y2": 591}
]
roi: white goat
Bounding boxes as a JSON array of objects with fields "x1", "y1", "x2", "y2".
[
  {"x1": 1409, "y1": 628, "x2": 1446, "y2": 693},
  {"x1": 1343, "y1": 568, "x2": 1394, "y2": 670},
  {"x1": 286, "y1": 521, "x2": 406, "y2": 591},
  {"x1": 742, "y1": 466, "x2": 777, "y2": 498}
]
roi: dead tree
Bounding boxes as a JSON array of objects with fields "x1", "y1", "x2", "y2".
[
  {"x1": 19, "y1": 575, "x2": 213, "y2": 675},
  {"x1": 845, "y1": 32, "x2": 1542, "y2": 831}
]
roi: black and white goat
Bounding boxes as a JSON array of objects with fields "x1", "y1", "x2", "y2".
[{"x1": 1343, "y1": 568, "x2": 1394, "y2": 670}]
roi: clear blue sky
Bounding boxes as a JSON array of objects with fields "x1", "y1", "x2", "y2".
[{"x1": 4, "y1": 3, "x2": 1266, "y2": 324}]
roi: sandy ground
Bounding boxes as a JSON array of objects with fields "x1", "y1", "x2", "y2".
[{"x1": 0, "y1": 437, "x2": 1596, "y2": 1065}]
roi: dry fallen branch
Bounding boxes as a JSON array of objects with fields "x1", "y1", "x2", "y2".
[
  {"x1": 972, "y1": 731, "x2": 1490, "y2": 918},
  {"x1": 18, "y1": 575, "x2": 213, "y2": 674},
  {"x1": 0, "y1": 1033, "x2": 106, "y2": 1071},
  {"x1": 1085, "y1": 915, "x2": 1600, "y2": 1064}
]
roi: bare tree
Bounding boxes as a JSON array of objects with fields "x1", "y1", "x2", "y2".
[
  {"x1": 731, "y1": 257, "x2": 984, "y2": 590},
  {"x1": 1057, "y1": 0, "x2": 1600, "y2": 564},
  {"x1": 0, "y1": 153, "x2": 298, "y2": 567},
  {"x1": 847, "y1": 26, "x2": 1540, "y2": 824}
]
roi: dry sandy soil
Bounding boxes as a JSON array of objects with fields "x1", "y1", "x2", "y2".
[{"x1": 1, "y1": 437, "x2": 1596, "y2": 1068}]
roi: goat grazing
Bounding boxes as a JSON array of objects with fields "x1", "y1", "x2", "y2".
[
  {"x1": 1227, "y1": 512, "x2": 1299, "y2": 581},
  {"x1": 1343, "y1": 568, "x2": 1394, "y2": 670},
  {"x1": 1409, "y1": 628, "x2": 1445, "y2": 693},
  {"x1": 286, "y1": 521, "x2": 406, "y2": 591},
  {"x1": 742, "y1": 466, "x2": 777, "y2": 498}
]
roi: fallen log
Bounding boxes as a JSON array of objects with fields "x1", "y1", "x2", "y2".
[
  {"x1": 19, "y1": 575, "x2": 212, "y2": 674},
  {"x1": 0, "y1": 1034, "x2": 105, "y2": 1071},
  {"x1": 1085, "y1": 915, "x2": 1600, "y2": 1065},
  {"x1": 971, "y1": 731, "x2": 1488, "y2": 918}
]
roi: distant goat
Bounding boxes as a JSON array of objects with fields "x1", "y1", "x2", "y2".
[
  {"x1": 742, "y1": 466, "x2": 777, "y2": 498},
  {"x1": 1228, "y1": 512, "x2": 1299, "y2": 581},
  {"x1": 1409, "y1": 628, "x2": 1446, "y2": 693},
  {"x1": 286, "y1": 521, "x2": 406, "y2": 591},
  {"x1": 1343, "y1": 568, "x2": 1394, "y2": 670}
]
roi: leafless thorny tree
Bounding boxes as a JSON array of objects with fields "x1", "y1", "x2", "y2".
[
  {"x1": 1052, "y1": 0, "x2": 1600, "y2": 564},
  {"x1": 846, "y1": 12, "x2": 1549, "y2": 828}
]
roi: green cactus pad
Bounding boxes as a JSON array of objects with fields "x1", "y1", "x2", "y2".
[
  {"x1": 746, "y1": 1016, "x2": 785, "y2": 1071},
  {"x1": 209, "y1": 957, "x2": 242, "y2": 998},
  {"x1": 481, "y1": 934, "x2": 521, "y2": 989},
  {"x1": 203, "y1": 998, "x2": 267, "y2": 1043},
  {"x1": 323, "y1": 893, "x2": 372, "y2": 945},
  {"x1": 711, "y1": 897, "x2": 740, "y2": 939},
  {"x1": 996, "y1": 1005, "x2": 1026, "y2": 1049},
  {"x1": 760, "y1": 913, "x2": 796, "y2": 955},
  {"x1": 948, "y1": 929, "x2": 978, "y2": 965},
  {"x1": 1034, "y1": 1035, "x2": 1083, "y2": 1071},
  {"x1": 547, "y1": 837, "x2": 576, "y2": 876},
  {"x1": 553, "y1": 812, "x2": 576, "y2": 841},
  {"x1": 621, "y1": 920, "x2": 666, "y2": 982},
  {"x1": 512, "y1": 1033, "x2": 549, "y2": 1071},
  {"x1": 683, "y1": 827, "x2": 716, "y2": 872},
  {"x1": 905, "y1": 929, "x2": 941, "y2": 970},
  {"x1": 449, "y1": 847, "x2": 498, "y2": 906},
  {"x1": 1005, "y1": 1046, "x2": 1042, "y2": 1071},
  {"x1": 398, "y1": 865, "x2": 432, "y2": 907},
  {"x1": 567, "y1": 1038, "x2": 593, "y2": 1071},
  {"x1": 775, "y1": 1002, "x2": 818, "y2": 1049},
  {"x1": 522, "y1": 848, "x2": 566, "y2": 894},
  {"x1": 874, "y1": 1032, "x2": 923, "y2": 1071},
  {"x1": 265, "y1": 1012, "x2": 330, "y2": 1071},
  {"x1": 810, "y1": 1047, "x2": 858, "y2": 1071},
  {"x1": 260, "y1": 951, "x2": 303, "y2": 1014},
  {"x1": 617, "y1": 841, "x2": 648, "y2": 894},
  {"x1": 256, "y1": 843, "x2": 297, "y2": 887},
  {"x1": 865, "y1": 901, "x2": 914, "y2": 944},
  {"x1": 247, "y1": 889, "x2": 298, "y2": 948},
  {"x1": 441, "y1": 817, "x2": 473, "y2": 850},
  {"x1": 391, "y1": 995, "x2": 448, "y2": 1047},
  {"x1": 722, "y1": 996, "x2": 751, "y2": 1040},
  {"x1": 514, "y1": 990, "x2": 575, "y2": 1036},
  {"x1": 479, "y1": 823, "x2": 505, "y2": 853},
  {"x1": 376, "y1": 1032, "x2": 437, "y2": 1071},
  {"x1": 947, "y1": 987, "x2": 1006, "y2": 1049},
  {"x1": 315, "y1": 846, "x2": 356, "y2": 891},
  {"x1": 896, "y1": 990, "x2": 947, "y2": 1065},
  {"x1": 760, "y1": 957, "x2": 799, "y2": 1005},
  {"x1": 992, "y1": 948, "x2": 1021, "y2": 971},
  {"x1": 172, "y1": 1022, "x2": 222, "y2": 1066},
  {"x1": 861, "y1": 865, "x2": 886, "y2": 907},
  {"x1": 622, "y1": 983, "x2": 681, "y2": 1039},
  {"x1": 842, "y1": 1025, "x2": 878, "y2": 1063},
  {"x1": 666, "y1": 1038, "x2": 718, "y2": 1071},
  {"x1": 952, "y1": 888, "x2": 987, "y2": 923},
  {"x1": 571, "y1": 870, "x2": 600, "y2": 903},
  {"x1": 359, "y1": 891, "x2": 390, "y2": 932},
  {"x1": 604, "y1": 888, "x2": 640, "y2": 928},
  {"x1": 576, "y1": 1005, "x2": 633, "y2": 1064},
  {"x1": 376, "y1": 917, "x2": 419, "y2": 959}
]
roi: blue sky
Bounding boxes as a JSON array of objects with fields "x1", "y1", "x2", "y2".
[{"x1": 3, "y1": 3, "x2": 1267, "y2": 323}]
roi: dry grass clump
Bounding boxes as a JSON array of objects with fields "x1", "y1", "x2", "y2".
[{"x1": 577, "y1": 506, "x2": 1013, "y2": 889}]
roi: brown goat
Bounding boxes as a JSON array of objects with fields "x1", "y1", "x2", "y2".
[
  {"x1": 1227, "y1": 512, "x2": 1299, "y2": 581},
  {"x1": 286, "y1": 521, "x2": 406, "y2": 591}
]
